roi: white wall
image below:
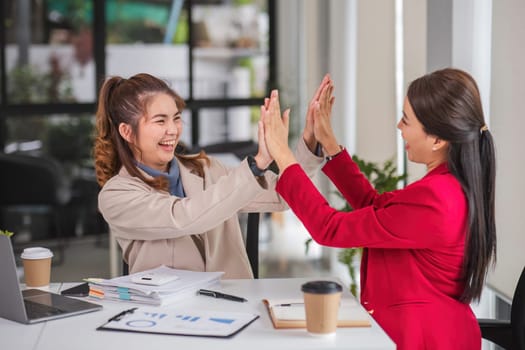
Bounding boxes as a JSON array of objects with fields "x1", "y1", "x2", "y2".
[
  {"x1": 354, "y1": 0, "x2": 397, "y2": 164},
  {"x1": 277, "y1": 0, "x2": 398, "y2": 165},
  {"x1": 327, "y1": 1, "x2": 357, "y2": 155},
  {"x1": 488, "y1": 0, "x2": 525, "y2": 299},
  {"x1": 276, "y1": 0, "x2": 305, "y2": 141},
  {"x1": 333, "y1": 0, "x2": 427, "y2": 181},
  {"x1": 404, "y1": 0, "x2": 428, "y2": 182}
]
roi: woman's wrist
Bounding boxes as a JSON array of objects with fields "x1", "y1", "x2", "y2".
[
  {"x1": 325, "y1": 145, "x2": 344, "y2": 161},
  {"x1": 254, "y1": 154, "x2": 272, "y2": 170},
  {"x1": 249, "y1": 155, "x2": 268, "y2": 177},
  {"x1": 323, "y1": 141, "x2": 342, "y2": 157},
  {"x1": 274, "y1": 150, "x2": 297, "y2": 173},
  {"x1": 302, "y1": 133, "x2": 317, "y2": 153}
]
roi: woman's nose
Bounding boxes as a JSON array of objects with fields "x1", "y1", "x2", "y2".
[{"x1": 167, "y1": 120, "x2": 178, "y2": 135}]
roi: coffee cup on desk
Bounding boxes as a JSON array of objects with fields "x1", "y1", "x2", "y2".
[
  {"x1": 21, "y1": 247, "x2": 53, "y2": 288},
  {"x1": 301, "y1": 280, "x2": 342, "y2": 337}
]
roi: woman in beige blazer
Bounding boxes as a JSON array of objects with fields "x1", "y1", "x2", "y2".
[{"x1": 93, "y1": 73, "x2": 328, "y2": 278}]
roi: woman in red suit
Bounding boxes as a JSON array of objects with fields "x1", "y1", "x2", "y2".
[{"x1": 262, "y1": 68, "x2": 496, "y2": 349}]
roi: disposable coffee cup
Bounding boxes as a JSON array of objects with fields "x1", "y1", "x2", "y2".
[
  {"x1": 301, "y1": 280, "x2": 342, "y2": 337},
  {"x1": 21, "y1": 247, "x2": 53, "y2": 288}
]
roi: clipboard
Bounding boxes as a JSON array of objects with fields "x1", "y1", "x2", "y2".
[
  {"x1": 262, "y1": 298, "x2": 371, "y2": 329},
  {"x1": 97, "y1": 306, "x2": 259, "y2": 338}
]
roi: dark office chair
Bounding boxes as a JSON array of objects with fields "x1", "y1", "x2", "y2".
[
  {"x1": 245, "y1": 212, "x2": 260, "y2": 278},
  {"x1": 122, "y1": 212, "x2": 261, "y2": 278},
  {"x1": 478, "y1": 266, "x2": 525, "y2": 349},
  {"x1": 0, "y1": 152, "x2": 71, "y2": 264}
]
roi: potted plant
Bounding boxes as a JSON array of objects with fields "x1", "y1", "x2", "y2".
[{"x1": 306, "y1": 155, "x2": 406, "y2": 297}]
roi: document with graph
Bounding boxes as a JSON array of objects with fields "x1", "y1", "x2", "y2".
[{"x1": 97, "y1": 306, "x2": 259, "y2": 338}]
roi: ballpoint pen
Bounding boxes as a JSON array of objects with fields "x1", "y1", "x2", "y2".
[
  {"x1": 197, "y1": 289, "x2": 247, "y2": 302},
  {"x1": 273, "y1": 302, "x2": 304, "y2": 307},
  {"x1": 108, "y1": 307, "x2": 137, "y2": 322}
]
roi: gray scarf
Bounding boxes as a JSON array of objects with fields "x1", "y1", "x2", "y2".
[{"x1": 137, "y1": 160, "x2": 186, "y2": 198}]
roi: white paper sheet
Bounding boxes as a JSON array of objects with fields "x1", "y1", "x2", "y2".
[{"x1": 98, "y1": 306, "x2": 259, "y2": 338}]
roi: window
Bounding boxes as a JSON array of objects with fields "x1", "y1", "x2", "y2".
[{"x1": 0, "y1": 0, "x2": 275, "y2": 240}]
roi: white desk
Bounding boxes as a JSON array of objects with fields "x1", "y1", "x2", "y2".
[{"x1": 2, "y1": 278, "x2": 395, "y2": 349}]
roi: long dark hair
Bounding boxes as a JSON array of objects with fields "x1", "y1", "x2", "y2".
[
  {"x1": 407, "y1": 68, "x2": 496, "y2": 302},
  {"x1": 93, "y1": 73, "x2": 208, "y2": 189}
]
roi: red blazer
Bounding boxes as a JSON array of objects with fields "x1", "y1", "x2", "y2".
[{"x1": 276, "y1": 150, "x2": 480, "y2": 349}]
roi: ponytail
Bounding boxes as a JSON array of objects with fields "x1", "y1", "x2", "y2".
[
  {"x1": 460, "y1": 128, "x2": 496, "y2": 302},
  {"x1": 407, "y1": 68, "x2": 497, "y2": 303},
  {"x1": 448, "y1": 128, "x2": 496, "y2": 302},
  {"x1": 93, "y1": 77, "x2": 123, "y2": 187}
]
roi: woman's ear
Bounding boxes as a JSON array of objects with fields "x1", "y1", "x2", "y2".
[
  {"x1": 118, "y1": 123, "x2": 133, "y2": 143},
  {"x1": 431, "y1": 138, "x2": 449, "y2": 152}
]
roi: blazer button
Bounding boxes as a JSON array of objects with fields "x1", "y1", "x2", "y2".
[{"x1": 368, "y1": 309, "x2": 375, "y2": 315}]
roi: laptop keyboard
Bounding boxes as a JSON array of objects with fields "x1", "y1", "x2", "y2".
[{"x1": 24, "y1": 299, "x2": 64, "y2": 318}]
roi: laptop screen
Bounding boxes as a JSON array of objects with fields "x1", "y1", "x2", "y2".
[{"x1": 0, "y1": 235, "x2": 102, "y2": 324}]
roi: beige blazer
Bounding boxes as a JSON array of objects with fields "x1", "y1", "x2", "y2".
[{"x1": 98, "y1": 139, "x2": 323, "y2": 278}]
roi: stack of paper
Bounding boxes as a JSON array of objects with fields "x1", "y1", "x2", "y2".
[{"x1": 88, "y1": 265, "x2": 223, "y2": 306}]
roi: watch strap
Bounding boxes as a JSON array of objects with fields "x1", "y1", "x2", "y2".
[
  {"x1": 247, "y1": 155, "x2": 266, "y2": 176},
  {"x1": 325, "y1": 146, "x2": 345, "y2": 161}
]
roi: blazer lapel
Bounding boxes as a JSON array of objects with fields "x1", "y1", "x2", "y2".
[
  {"x1": 176, "y1": 159, "x2": 207, "y2": 262},
  {"x1": 177, "y1": 159, "x2": 205, "y2": 197}
]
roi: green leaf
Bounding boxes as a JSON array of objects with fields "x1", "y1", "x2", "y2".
[{"x1": 0, "y1": 229, "x2": 14, "y2": 237}]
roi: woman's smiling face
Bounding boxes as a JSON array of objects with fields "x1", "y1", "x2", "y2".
[
  {"x1": 130, "y1": 93, "x2": 183, "y2": 172},
  {"x1": 397, "y1": 97, "x2": 448, "y2": 171}
]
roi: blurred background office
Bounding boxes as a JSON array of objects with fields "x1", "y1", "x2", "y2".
[{"x1": 1, "y1": 2, "x2": 524, "y2": 348}]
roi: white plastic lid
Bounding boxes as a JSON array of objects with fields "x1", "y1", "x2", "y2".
[{"x1": 21, "y1": 247, "x2": 53, "y2": 260}]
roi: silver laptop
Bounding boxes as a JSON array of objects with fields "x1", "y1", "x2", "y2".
[{"x1": 0, "y1": 235, "x2": 102, "y2": 324}]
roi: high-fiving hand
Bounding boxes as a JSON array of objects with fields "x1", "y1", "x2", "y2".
[
  {"x1": 303, "y1": 74, "x2": 333, "y2": 152},
  {"x1": 312, "y1": 76, "x2": 339, "y2": 156},
  {"x1": 254, "y1": 110, "x2": 273, "y2": 170},
  {"x1": 261, "y1": 75, "x2": 339, "y2": 173},
  {"x1": 261, "y1": 90, "x2": 297, "y2": 172}
]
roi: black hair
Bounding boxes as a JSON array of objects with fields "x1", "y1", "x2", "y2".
[{"x1": 407, "y1": 68, "x2": 496, "y2": 302}]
